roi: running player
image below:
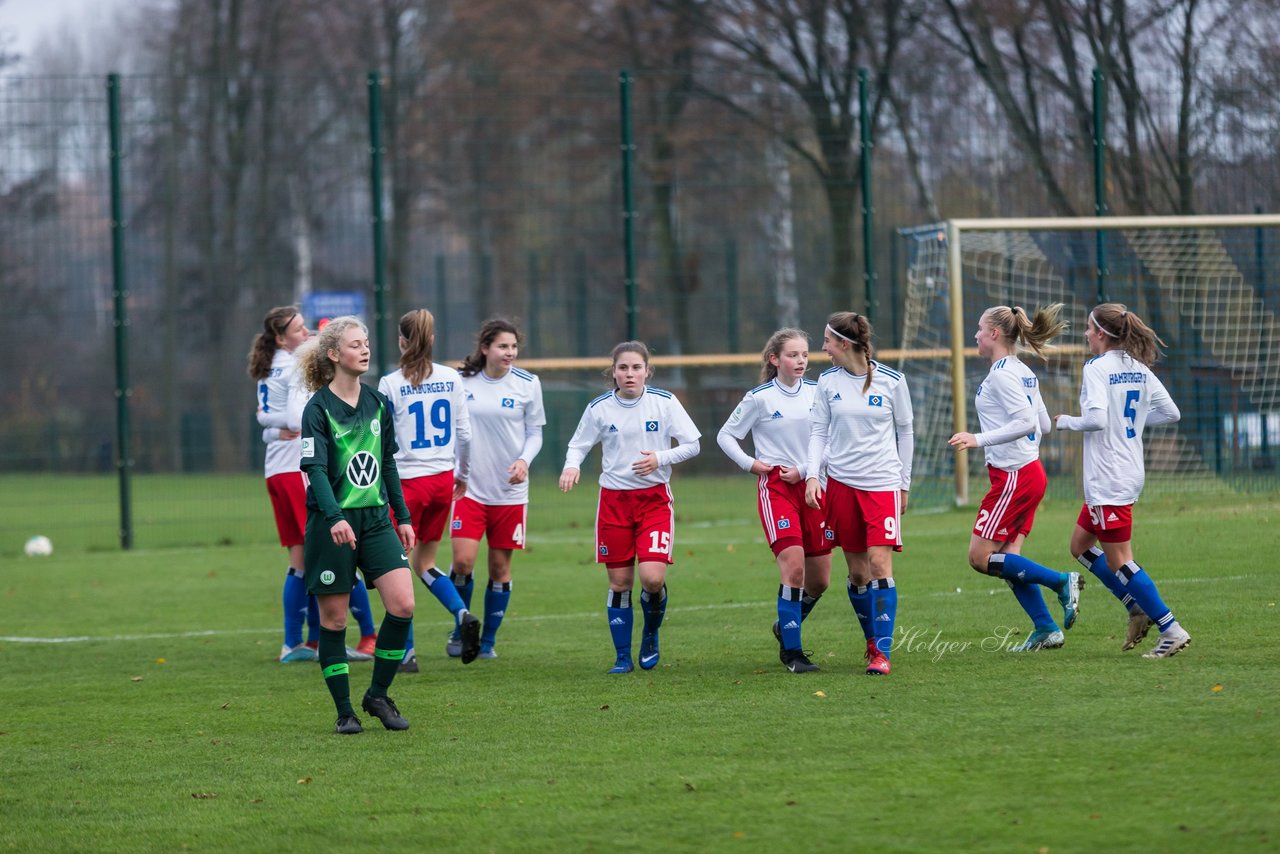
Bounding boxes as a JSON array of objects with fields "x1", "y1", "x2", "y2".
[
  {"x1": 805, "y1": 312, "x2": 913, "y2": 676},
  {"x1": 377, "y1": 309, "x2": 480, "y2": 673},
  {"x1": 947, "y1": 304, "x2": 1084, "y2": 652},
  {"x1": 1056, "y1": 303, "x2": 1190, "y2": 658},
  {"x1": 559, "y1": 341, "x2": 701, "y2": 674},
  {"x1": 717, "y1": 328, "x2": 832, "y2": 673},
  {"x1": 248, "y1": 306, "x2": 377, "y2": 663},
  {"x1": 448, "y1": 318, "x2": 547, "y2": 660},
  {"x1": 297, "y1": 316, "x2": 417, "y2": 734}
]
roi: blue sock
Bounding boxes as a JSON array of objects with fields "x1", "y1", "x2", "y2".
[
  {"x1": 870, "y1": 578, "x2": 897, "y2": 657},
  {"x1": 482, "y1": 581, "x2": 511, "y2": 647},
  {"x1": 418, "y1": 567, "x2": 466, "y2": 617},
  {"x1": 348, "y1": 577, "x2": 376, "y2": 637},
  {"x1": 800, "y1": 593, "x2": 821, "y2": 622},
  {"x1": 640, "y1": 586, "x2": 668, "y2": 636},
  {"x1": 847, "y1": 581, "x2": 873, "y2": 640},
  {"x1": 1007, "y1": 579, "x2": 1058, "y2": 632},
  {"x1": 305, "y1": 594, "x2": 320, "y2": 645},
  {"x1": 990, "y1": 552, "x2": 1069, "y2": 591},
  {"x1": 282, "y1": 569, "x2": 308, "y2": 648},
  {"x1": 779, "y1": 585, "x2": 803, "y2": 650},
  {"x1": 607, "y1": 590, "x2": 633, "y2": 660},
  {"x1": 1115, "y1": 561, "x2": 1175, "y2": 632},
  {"x1": 1078, "y1": 547, "x2": 1139, "y2": 613}
]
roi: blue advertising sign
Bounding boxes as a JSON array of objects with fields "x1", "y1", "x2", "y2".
[{"x1": 303, "y1": 292, "x2": 366, "y2": 327}]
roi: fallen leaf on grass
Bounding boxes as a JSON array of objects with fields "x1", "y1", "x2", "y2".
[
  {"x1": 297, "y1": 777, "x2": 312, "y2": 785},
  {"x1": 191, "y1": 793, "x2": 216, "y2": 800},
  {"x1": 813, "y1": 690, "x2": 827, "y2": 698},
  {"x1": 155, "y1": 658, "x2": 166, "y2": 665},
  {"x1": 220, "y1": 702, "x2": 231, "y2": 709},
  {"x1": 599, "y1": 704, "x2": 610, "y2": 711},
  {"x1": 1211, "y1": 684, "x2": 1224, "y2": 693},
  {"x1": 130, "y1": 676, "x2": 143, "y2": 683},
  {"x1": 684, "y1": 782, "x2": 696, "y2": 792}
]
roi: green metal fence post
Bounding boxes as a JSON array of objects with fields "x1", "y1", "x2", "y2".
[
  {"x1": 858, "y1": 68, "x2": 876, "y2": 319},
  {"x1": 1093, "y1": 67, "x2": 1108, "y2": 304},
  {"x1": 367, "y1": 72, "x2": 388, "y2": 374},
  {"x1": 1256, "y1": 205, "x2": 1272, "y2": 464},
  {"x1": 106, "y1": 73, "x2": 133, "y2": 550},
  {"x1": 619, "y1": 69, "x2": 638, "y2": 341}
]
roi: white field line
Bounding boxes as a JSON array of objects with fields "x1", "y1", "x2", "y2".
[{"x1": 0, "y1": 574, "x2": 1255, "y2": 645}]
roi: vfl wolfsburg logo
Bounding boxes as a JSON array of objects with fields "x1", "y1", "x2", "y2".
[
  {"x1": 370, "y1": 419, "x2": 381, "y2": 436},
  {"x1": 347, "y1": 451, "x2": 380, "y2": 488},
  {"x1": 320, "y1": 570, "x2": 336, "y2": 585}
]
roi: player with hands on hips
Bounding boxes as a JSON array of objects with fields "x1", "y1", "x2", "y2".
[
  {"x1": 805, "y1": 312, "x2": 913, "y2": 676},
  {"x1": 377, "y1": 309, "x2": 480, "y2": 673},
  {"x1": 559, "y1": 341, "x2": 701, "y2": 674},
  {"x1": 947, "y1": 304, "x2": 1084, "y2": 652},
  {"x1": 448, "y1": 319, "x2": 546, "y2": 661},
  {"x1": 717, "y1": 328, "x2": 832, "y2": 673},
  {"x1": 1055, "y1": 303, "x2": 1189, "y2": 658},
  {"x1": 296, "y1": 317, "x2": 418, "y2": 734}
]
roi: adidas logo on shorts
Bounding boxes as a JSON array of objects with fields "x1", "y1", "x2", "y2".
[{"x1": 1107, "y1": 512, "x2": 1120, "y2": 522}]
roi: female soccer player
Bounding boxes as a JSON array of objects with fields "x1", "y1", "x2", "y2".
[
  {"x1": 805, "y1": 312, "x2": 912, "y2": 676},
  {"x1": 297, "y1": 316, "x2": 417, "y2": 734},
  {"x1": 947, "y1": 305, "x2": 1084, "y2": 652},
  {"x1": 377, "y1": 309, "x2": 480, "y2": 673},
  {"x1": 717, "y1": 328, "x2": 832, "y2": 673},
  {"x1": 559, "y1": 341, "x2": 701, "y2": 673},
  {"x1": 248, "y1": 306, "x2": 377, "y2": 663},
  {"x1": 1056, "y1": 303, "x2": 1190, "y2": 658},
  {"x1": 448, "y1": 318, "x2": 547, "y2": 660}
]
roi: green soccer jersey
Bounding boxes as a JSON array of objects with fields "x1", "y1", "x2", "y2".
[{"x1": 301, "y1": 383, "x2": 409, "y2": 527}]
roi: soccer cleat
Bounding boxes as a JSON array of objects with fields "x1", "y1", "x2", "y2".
[
  {"x1": 279, "y1": 644, "x2": 318, "y2": 663},
  {"x1": 864, "y1": 641, "x2": 891, "y2": 675},
  {"x1": 345, "y1": 646, "x2": 372, "y2": 662},
  {"x1": 639, "y1": 631, "x2": 660, "y2": 670},
  {"x1": 780, "y1": 648, "x2": 819, "y2": 673},
  {"x1": 772, "y1": 621, "x2": 785, "y2": 663},
  {"x1": 1011, "y1": 628, "x2": 1065, "y2": 652},
  {"x1": 458, "y1": 611, "x2": 482, "y2": 664},
  {"x1": 445, "y1": 630, "x2": 463, "y2": 658},
  {"x1": 334, "y1": 714, "x2": 363, "y2": 735},
  {"x1": 1059, "y1": 572, "x2": 1085, "y2": 630},
  {"x1": 398, "y1": 650, "x2": 419, "y2": 673},
  {"x1": 477, "y1": 645, "x2": 498, "y2": 660},
  {"x1": 355, "y1": 634, "x2": 377, "y2": 657},
  {"x1": 1142, "y1": 625, "x2": 1191, "y2": 659},
  {"x1": 608, "y1": 656, "x2": 634, "y2": 674},
  {"x1": 361, "y1": 693, "x2": 410, "y2": 730},
  {"x1": 1122, "y1": 610, "x2": 1155, "y2": 651}
]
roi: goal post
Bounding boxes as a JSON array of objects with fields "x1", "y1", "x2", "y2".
[{"x1": 901, "y1": 214, "x2": 1280, "y2": 508}]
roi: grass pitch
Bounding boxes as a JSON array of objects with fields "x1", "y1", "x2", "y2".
[{"x1": 1, "y1": 475, "x2": 1277, "y2": 852}]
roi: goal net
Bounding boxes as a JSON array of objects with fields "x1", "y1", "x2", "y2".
[{"x1": 898, "y1": 215, "x2": 1280, "y2": 509}]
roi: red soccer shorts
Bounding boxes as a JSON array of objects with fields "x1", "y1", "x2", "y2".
[
  {"x1": 596, "y1": 484, "x2": 675, "y2": 566},
  {"x1": 401, "y1": 470, "x2": 455, "y2": 544},
  {"x1": 1077, "y1": 502, "x2": 1134, "y2": 543},
  {"x1": 824, "y1": 478, "x2": 902, "y2": 553},
  {"x1": 450, "y1": 496, "x2": 527, "y2": 550},
  {"x1": 973, "y1": 460, "x2": 1046, "y2": 543},
  {"x1": 757, "y1": 468, "x2": 834, "y2": 557},
  {"x1": 266, "y1": 471, "x2": 308, "y2": 547}
]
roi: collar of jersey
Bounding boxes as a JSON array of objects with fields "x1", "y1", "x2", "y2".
[
  {"x1": 478, "y1": 368, "x2": 511, "y2": 384},
  {"x1": 773, "y1": 378, "x2": 803, "y2": 396},
  {"x1": 612, "y1": 387, "x2": 645, "y2": 407}
]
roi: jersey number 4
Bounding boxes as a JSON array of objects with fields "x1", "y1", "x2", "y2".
[{"x1": 408, "y1": 399, "x2": 452, "y2": 448}]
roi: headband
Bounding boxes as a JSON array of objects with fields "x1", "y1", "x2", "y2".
[
  {"x1": 1089, "y1": 311, "x2": 1120, "y2": 339},
  {"x1": 826, "y1": 323, "x2": 856, "y2": 344}
]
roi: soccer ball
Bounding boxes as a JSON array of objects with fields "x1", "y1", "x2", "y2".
[{"x1": 24, "y1": 535, "x2": 53, "y2": 557}]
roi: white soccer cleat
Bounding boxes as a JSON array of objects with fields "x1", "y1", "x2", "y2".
[
  {"x1": 1142, "y1": 625, "x2": 1191, "y2": 659},
  {"x1": 1011, "y1": 628, "x2": 1065, "y2": 652}
]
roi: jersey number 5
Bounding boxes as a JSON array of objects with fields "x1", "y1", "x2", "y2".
[
  {"x1": 408, "y1": 399, "x2": 452, "y2": 448},
  {"x1": 1123, "y1": 390, "x2": 1140, "y2": 439}
]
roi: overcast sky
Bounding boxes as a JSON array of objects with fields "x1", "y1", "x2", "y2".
[{"x1": 0, "y1": 0, "x2": 131, "y2": 68}]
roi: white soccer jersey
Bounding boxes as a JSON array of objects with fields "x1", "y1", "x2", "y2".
[
  {"x1": 462, "y1": 366, "x2": 547, "y2": 505},
  {"x1": 807, "y1": 361, "x2": 914, "y2": 492},
  {"x1": 377, "y1": 364, "x2": 472, "y2": 480},
  {"x1": 564, "y1": 387, "x2": 702, "y2": 491},
  {"x1": 256, "y1": 349, "x2": 305, "y2": 478},
  {"x1": 974, "y1": 356, "x2": 1052, "y2": 472},
  {"x1": 717, "y1": 378, "x2": 817, "y2": 474},
  {"x1": 1060, "y1": 350, "x2": 1180, "y2": 505}
]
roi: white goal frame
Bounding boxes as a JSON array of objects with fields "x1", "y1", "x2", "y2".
[{"x1": 931, "y1": 214, "x2": 1280, "y2": 505}]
